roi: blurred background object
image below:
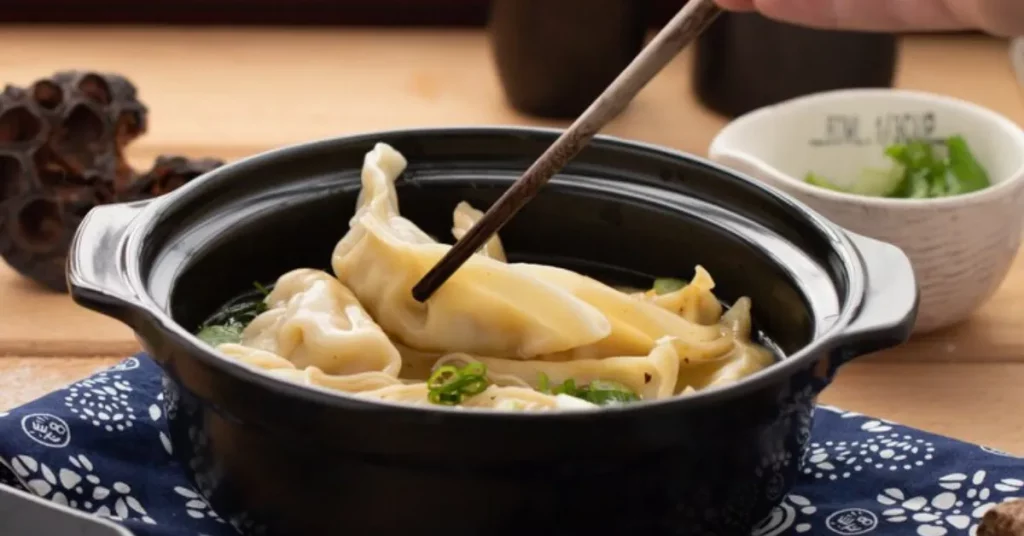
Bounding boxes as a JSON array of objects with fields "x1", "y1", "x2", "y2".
[
  {"x1": 0, "y1": 0, "x2": 681, "y2": 25},
  {"x1": 0, "y1": 0, "x2": 955, "y2": 122},
  {"x1": 1011, "y1": 37, "x2": 1024, "y2": 92},
  {"x1": 693, "y1": 12, "x2": 899, "y2": 118},
  {"x1": 0, "y1": 71, "x2": 223, "y2": 292},
  {"x1": 488, "y1": 0, "x2": 647, "y2": 118}
]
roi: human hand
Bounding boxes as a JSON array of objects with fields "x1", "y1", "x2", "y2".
[{"x1": 717, "y1": 0, "x2": 1024, "y2": 37}]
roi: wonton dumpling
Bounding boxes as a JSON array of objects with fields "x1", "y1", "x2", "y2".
[
  {"x1": 331, "y1": 143, "x2": 611, "y2": 358},
  {"x1": 675, "y1": 298, "x2": 774, "y2": 390},
  {"x1": 636, "y1": 266, "x2": 723, "y2": 325},
  {"x1": 513, "y1": 264, "x2": 727, "y2": 360},
  {"x1": 218, "y1": 344, "x2": 403, "y2": 392},
  {"x1": 451, "y1": 201, "x2": 506, "y2": 262},
  {"x1": 675, "y1": 341, "x2": 774, "y2": 391},
  {"x1": 464, "y1": 386, "x2": 598, "y2": 410},
  {"x1": 436, "y1": 336, "x2": 682, "y2": 400},
  {"x1": 353, "y1": 382, "x2": 597, "y2": 411},
  {"x1": 446, "y1": 206, "x2": 731, "y2": 362},
  {"x1": 230, "y1": 268, "x2": 402, "y2": 376}
]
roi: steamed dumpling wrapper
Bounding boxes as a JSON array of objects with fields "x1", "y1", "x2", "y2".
[
  {"x1": 331, "y1": 142, "x2": 611, "y2": 358},
  {"x1": 635, "y1": 266, "x2": 724, "y2": 325},
  {"x1": 675, "y1": 298, "x2": 775, "y2": 390},
  {"x1": 465, "y1": 386, "x2": 598, "y2": 410},
  {"x1": 353, "y1": 382, "x2": 597, "y2": 411},
  {"x1": 220, "y1": 268, "x2": 402, "y2": 378},
  {"x1": 448, "y1": 204, "x2": 731, "y2": 361},
  {"x1": 434, "y1": 336, "x2": 682, "y2": 400},
  {"x1": 451, "y1": 201, "x2": 506, "y2": 262},
  {"x1": 218, "y1": 345, "x2": 403, "y2": 392},
  {"x1": 675, "y1": 341, "x2": 775, "y2": 390},
  {"x1": 198, "y1": 142, "x2": 777, "y2": 410},
  {"x1": 513, "y1": 264, "x2": 727, "y2": 360}
]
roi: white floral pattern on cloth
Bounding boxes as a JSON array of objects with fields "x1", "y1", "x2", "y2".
[
  {"x1": 0, "y1": 356, "x2": 234, "y2": 536},
  {"x1": 174, "y1": 485, "x2": 224, "y2": 522},
  {"x1": 63, "y1": 366, "x2": 138, "y2": 433},
  {"x1": 875, "y1": 471, "x2": 1023, "y2": 535},
  {"x1": 752, "y1": 494, "x2": 817, "y2": 535},
  {"x1": 1, "y1": 453, "x2": 157, "y2": 524},
  {"x1": 746, "y1": 406, "x2": 1024, "y2": 535},
  {"x1": 0, "y1": 355, "x2": 1023, "y2": 536},
  {"x1": 803, "y1": 434, "x2": 936, "y2": 481}
]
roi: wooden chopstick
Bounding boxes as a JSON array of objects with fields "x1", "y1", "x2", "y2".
[{"x1": 412, "y1": 0, "x2": 722, "y2": 302}]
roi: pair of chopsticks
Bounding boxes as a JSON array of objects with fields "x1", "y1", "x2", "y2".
[{"x1": 412, "y1": 0, "x2": 722, "y2": 302}]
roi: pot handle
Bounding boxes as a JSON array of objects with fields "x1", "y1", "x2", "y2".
[
  {"x1": 66, "y1": 200, "x2": 152, "y2": 326},
  {"x1": 832, "y1": 231, "x2": 919, "y2": 361}
]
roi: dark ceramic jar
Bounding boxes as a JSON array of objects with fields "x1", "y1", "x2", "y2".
[
  {"x1": 68, "y1": 128, "x2": 917, "y2": 536},
  {"x1": 694, "y1": 12, "x2": 899, "y2": 118},
  {"x1": 488, "y1": 0, "x2": 647, "y2": 118}
]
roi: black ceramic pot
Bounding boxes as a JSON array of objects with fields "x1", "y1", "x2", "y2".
[{"x1": 67, "y1": 128, "x2": 918, "y2": 536}]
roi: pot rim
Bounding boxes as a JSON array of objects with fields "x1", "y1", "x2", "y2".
[{"x1": 103, "y1": 126, "x2": 871, "y2": 419}]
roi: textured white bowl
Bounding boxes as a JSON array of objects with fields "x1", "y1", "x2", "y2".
[{"x1": 709, "y1": 89, "x2": 1024, "y2": 333}]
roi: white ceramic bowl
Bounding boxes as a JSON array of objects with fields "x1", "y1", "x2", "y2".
[{"x1": 709, "y1": 89, "x2": 1024, "y2": 333}]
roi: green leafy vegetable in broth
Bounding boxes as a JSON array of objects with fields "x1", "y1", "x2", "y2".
[
  {"x1": 253, "y1": 281, "x2": 271, "y2": 297},
  {"x1": 197, "y1": 321, "x2": 247, "y2": 346},
  {"x1": 652, "y1": 277, "x2": 688, "y2": 295},
  {"x1": 804, "y1": 135, "x2": 990, "y2": 199},
  {"x1": 196, "y1": 282, "x2": 271, "y2": 347},
  {"x1": 427, "y1": 362, "x2": 490, "y2": 405},
  {"x1": 538, "y1": 373, "x2": 641, "y2": 405}
]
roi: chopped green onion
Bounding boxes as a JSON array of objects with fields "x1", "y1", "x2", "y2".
[
  {"x1": 805, "y1": 135, "x2": 991, "y2": 199},
  {"x1": 850, "y1": 166, "x2": 905, "y2": 196},
  {"x1": 544, "y1": 377, "x2": 640, "y2": 406},
  {"x1": 805, "y1": 167, "x2": 904, "y2": 197},
  {"x1": 579, "y1": 380, "x2": 643, "y2": 405},
  {"x1": 652, "y1": 277, "x2": 688, "y2": 295},
  {"x1": 537, "y1": 372, "x2": 551, "y2": 393},
  {"x1": 943, "y1": 169, "x2": 962, "y2": 196},
  {"x1": 551, "y1": 378, "x2": 577, "y2": 397},
  {"x1": 906, "y1": 169, "x2": 931, "y2": 199},
  {"x1": 427, "y1": 362, "x2": 490, "y2": 406},
  {"x1": 946, "y1": 135, "x2": 990, "y2": 193}
]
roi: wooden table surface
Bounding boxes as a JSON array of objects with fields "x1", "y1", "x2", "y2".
[{"x1": 1, "y1": 27, "x2": 1023, "y2": 452}]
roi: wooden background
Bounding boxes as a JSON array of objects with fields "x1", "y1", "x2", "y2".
[
  {"x1": 0, "y1": 0, "x2": 685, "y2": 26},
  {"x1": 0, "y1": 28, "x2": 1021, "y2": 453}
]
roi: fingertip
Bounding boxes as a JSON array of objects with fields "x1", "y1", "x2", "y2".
[
  {"x1": 715, "y1": 0, "x2": 757, "y2": 11},
  {"x1": 749, "y1": 0, "x2": 842, "y2": 28}
]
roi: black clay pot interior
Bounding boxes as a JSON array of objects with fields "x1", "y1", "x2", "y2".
[{"x1": 67, "y1": 128, "x2": 918, "y2": 536}]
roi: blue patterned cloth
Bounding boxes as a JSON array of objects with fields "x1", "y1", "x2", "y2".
[{"x1": 0, "y1": 355, "x2": 1021, "y2": 536}]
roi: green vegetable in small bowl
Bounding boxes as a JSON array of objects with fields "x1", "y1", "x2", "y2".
[{"x1": 804, "y1": 135, "x2": 990, "y2": 199}]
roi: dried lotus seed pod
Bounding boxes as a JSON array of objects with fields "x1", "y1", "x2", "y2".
[
  {"x1": 0, "y1": 70, "x2": 224, "y2": 292},
  {"x1": 978, "y1": 499, "x2": 1024, "y2": 536}
]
